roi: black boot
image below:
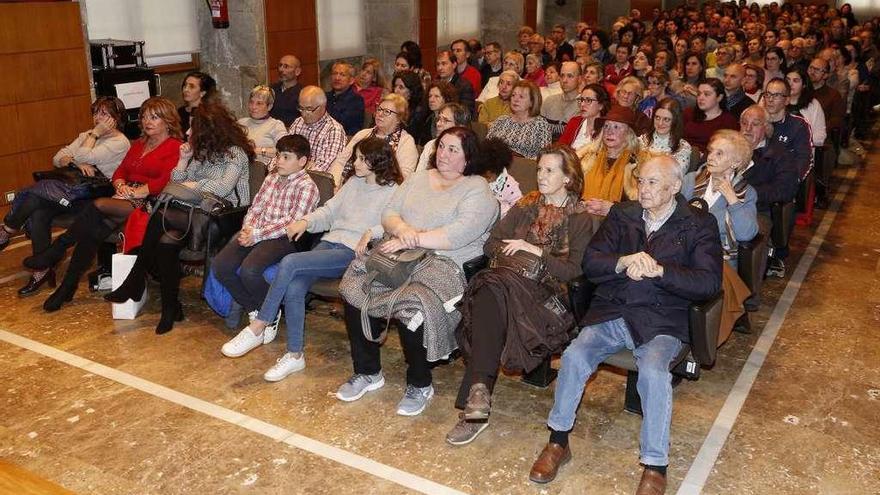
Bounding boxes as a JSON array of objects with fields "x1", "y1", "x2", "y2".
[
  {"x1": 104, "y1": 217, "x2": 164, "y2": 303},
  {"x1": 155, "y1": 243, "x2": 184, "y2": 334},
  {"x1": 24, "y1": 232, "x2": 75, "y2": 270},
  {"x1": 43, "y1": 237, "x2": 101, "y2": 312}
]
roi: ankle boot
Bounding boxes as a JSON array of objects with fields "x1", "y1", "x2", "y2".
[
  {"x1": 43, "y1": 279, "x2": 77, "y2": 312},
  {"x1": 104, "y1": 259, "x2": 148, "y2": 303},
  {"x1": 24, "y1": 233, "x2": 75, "y2": 270},
  {"x1": 42, "y1": 222, "x2": 109, "y2": 312},
  {"x1": 155, "y1": 243, "x2": 184, "y2": 334}
]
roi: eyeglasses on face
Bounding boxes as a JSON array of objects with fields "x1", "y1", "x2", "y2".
[
  {"x1": 298, "y1": 105, "x2": 320, "y2": 113},
  {"x1": 376, "y1": 107, "x2": 398, "y2": 117},
  {"x1": 764, "y1": 92, "x2": 789, "y2": 100},
  {"x1": 576, "y1": 96, "x2": 598, "y2": 104}
]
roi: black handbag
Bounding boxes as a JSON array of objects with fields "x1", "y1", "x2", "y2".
[
  {"x1": 153, "y1": 182, "x2": 233, "y2": 244},
  {"x1": 489, "y1": 249, "x2": 546, "y2": 282},
  {"x1": 30, "y1": 165, "x2": 114, "y2": 205}
]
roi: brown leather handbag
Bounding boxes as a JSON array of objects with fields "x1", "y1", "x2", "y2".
[{"x1": 489, "y1": 249, "x2": 546, "y2": 282}]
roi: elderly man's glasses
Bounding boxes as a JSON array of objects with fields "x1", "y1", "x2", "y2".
[
  {"x1": 764, "y1": 92, "x2": 788, "y2": 100},
  {"x1": 298, "y1": 105, "x2": 320, "y2": 113}
]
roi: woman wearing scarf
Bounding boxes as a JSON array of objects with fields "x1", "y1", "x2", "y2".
[
  {"x1": 329, "y1": 94, "x2": 418, "y2": 186},
  {"x1": 682, "y1": 130, "x2": 758, "y2": 345},
  {"x1": 446, "y1": 144, "x2": 597, "y2": 446},
  {"x1": 577, "y1": 105, "x2": 640, "y2": 217}
]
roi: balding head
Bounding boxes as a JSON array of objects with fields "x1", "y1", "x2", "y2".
[
  {"x1": 298, "y1": 85, "x2": 327, "y2": 124},
  {"x1": 637, "y1": 155, "x2": 682, "y2": 214},
  {"x1": 723, "y1": 63, "x2": 746, "y2": 93},
  {"x1": 278, "y1": 55, "x2": 301, "y2": 85}
]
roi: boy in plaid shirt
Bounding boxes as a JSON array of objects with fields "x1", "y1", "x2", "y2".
[{"x1": 213, "y1": 134, "x2": 319, "y2": 334}]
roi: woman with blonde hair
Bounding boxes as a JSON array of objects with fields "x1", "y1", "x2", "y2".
[
  {"x1": 578, "y1": 105, "x2": 640, "y2": 217},
  {"x1": 330, "y1": 93, "x2": 419, "y2": 185},
  {"x1": 487, "y1": 80, "x2": 552, "y2": 159},
  {"x1": 355, "y1": 57, "x2": 388, "y2": 115}
]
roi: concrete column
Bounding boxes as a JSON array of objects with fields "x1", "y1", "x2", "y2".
[
  {"x1": 542, "y1": 0, "x2": 584, "y2": 34},
  {"x1": 482, "y1": 0, "x2": 525, "y2": 53},
  {"x1": 195, "y1": 0, "x2": 268, "y2": 118},
  {"x1": 364, "y1": 0, "x2": 418, "y2": 81}
]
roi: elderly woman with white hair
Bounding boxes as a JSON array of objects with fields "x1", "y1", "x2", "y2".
[
  {"x1": 238, "y1": 85, "x2": 288, "y2": 163},
  {"x1": 477, "y1": 51, "x2": 525, "y2": 103},
  {"x1": 681, "y1": 129, "x2": 757, "y2": 345}
]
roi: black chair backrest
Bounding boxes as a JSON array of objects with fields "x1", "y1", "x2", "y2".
[
  {"x1": 737, "y1": 232, "x2": 769, "y2": 295},
  {"x1": 688, "y1": 293, "x2": 723, "y2": 366},
  {"x1": 249, "y1": 161, "x2": 268, "y2": 202},
  {"x1": 508, "y1": 156, "x2": 538, "y2": 195},
  {"x1": 770, "y1": 201, "x2": 796, "y2": 248},
  {"x1": 307, "y1": 170, "x2": 335, "y2": 207},
  {"x1": 687, "y1": 148, "x2": 704, "y2": 174}
]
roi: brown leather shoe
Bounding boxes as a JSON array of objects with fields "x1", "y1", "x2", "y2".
[
  {"x1": 528, "y1": 442, "x2": 571, "y2": 483},
  {"x1": 635, "y1": 468, "x2": 667, "y2": 495}
]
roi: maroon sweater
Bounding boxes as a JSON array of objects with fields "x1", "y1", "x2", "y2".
[{"x1": 683, "y1": 107, "x2": 739, "y2": 153}]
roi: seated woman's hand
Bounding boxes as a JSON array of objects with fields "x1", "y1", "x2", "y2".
[
  {"x1": 501, "y1": 239, "x2": 542, "y2": 257},
  {"x1": 76, "y1": 163, "x2": 97, "y2": 177},
  {"x1": 179, "y1": 143, "x2": 193, "y2": 160},
  {"x1": 129, "y1": 184, "x2": 150, "y2": 199},
  {"x1": 285, "y1": 219, "x2": 308, "y2": 241},
  {"x1": 378, "y1": 238, "x2": 411, "y2": 254},
  {"x1": 355, "y1": 230, "x2": 372, "y2": 257},
  {"x1": 585, "y1": 198, "x2": 613, "y2": 216},
  {"x1": 180, "y1": 181, "x2": 199, "y2": 189},
  {"x1": 394, "y1": 224, "x2": 420, "y2": 248}
]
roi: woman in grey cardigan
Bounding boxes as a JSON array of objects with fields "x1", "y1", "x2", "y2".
[
  {"x1": 336, "y1": 126, "x2": 499, "y2": 417},
  {"x1": 220, "y1": 137, "x2": 403, "y2": 382},
  {"x1": 105, "y1": 102, "x2": 252, "y2": 334}
]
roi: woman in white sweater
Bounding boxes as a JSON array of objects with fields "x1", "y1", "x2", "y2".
[
  {"x1": 238, "y1": 85, "x2": 288, "y2": 163},
  {"x1": 329, "y1": 93, "x2": 418, "y2": 186},
  {"x1": 785, "y1": 66, "x2": 826, "y2": 147},
  {"x1": 220, "y1": 137, "x2": 403, "y2": 382}
]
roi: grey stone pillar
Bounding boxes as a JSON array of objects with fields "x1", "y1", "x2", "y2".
[
  {"x1": 482, "y1": 0, "x2": 524, "y2": 54},
  {"x1": 364, "y1": 0, "x2": 418, "y2": 82},
  {"x1": 542, "y1": 0, "x2": 584, "y2": 35},
  {"x1": 195, "y1": 0, "x2": 268, "y2": 118}
]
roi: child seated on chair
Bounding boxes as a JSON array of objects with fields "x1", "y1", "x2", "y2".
[{"x1": 212, "y1": 134, "x2": 319, "y2": 341}]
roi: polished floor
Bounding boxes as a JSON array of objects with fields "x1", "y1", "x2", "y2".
[{"x1": 0, "y1": 143, "x2": 878, "y2": 494}]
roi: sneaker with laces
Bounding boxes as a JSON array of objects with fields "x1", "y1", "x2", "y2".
[
  {"x1": 766, "y1": 258, "x2": 786, "y2": 278},
  {"x1": 396, "y1": 384, "x2": 434, "y2": 416},
  {"x1": 336, "y1": 372, "x2": 385, "y2": 402},
  {"x1": 446, "y1": 415, "x2": 489, "y2": 446},
  {"x1": 261, "y1": 310, "x2": 282, "y2": 344},
  {"x1": 221, "y1": 326, "x2": 264, "y2": 358},
  {"x1": 263, "y1": 352, "x2": 305, "y2": 382}
]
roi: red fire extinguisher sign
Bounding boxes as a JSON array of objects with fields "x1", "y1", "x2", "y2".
[{"x1": 207, "y1": 0, "x2": 230, "y2": 29}]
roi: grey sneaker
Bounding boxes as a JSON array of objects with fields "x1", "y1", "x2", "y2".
[
  {"x1": 446, "y1": 415, "x2": 489, "y2": 446},
  {"x1": 335, "y1": 372, "x2": 385, "y2": 402},
  {"x1": 396, "y1": 384, "x2": 434, "y2": 416}
]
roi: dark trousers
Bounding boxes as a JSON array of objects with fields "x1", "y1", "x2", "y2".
[
  {"x1": 212, "y1": 233, "x2": 299, "y2": 312},
  {"x1": 455, "y1": 287, "x2": 507, "y2": 409},
  {"x1": 4, "y1": 193, "x2": 68, "y2": 255},
  {"x1": 343, "y1": 301, "x2": 431, "y2": 387}
]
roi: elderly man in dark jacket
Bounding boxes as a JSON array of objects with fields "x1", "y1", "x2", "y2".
[{"x1": 529, "y1": 155, "x2": 722, "y2": 494}]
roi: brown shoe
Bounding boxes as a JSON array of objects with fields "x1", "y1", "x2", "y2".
[
  {"x1": 635, "y1": 468, "x2": 667, "y2": 495},
  {"x1": 528, "y1": 442, "x2": 571, "y2": 484},
  {"x1": 463, "y1": 383, "x2": 491, "y2": 420}
]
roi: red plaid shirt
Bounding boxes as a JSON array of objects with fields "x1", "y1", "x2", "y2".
[{"x1": 243, "y1": 169, "x2": 319, "y2": 242}]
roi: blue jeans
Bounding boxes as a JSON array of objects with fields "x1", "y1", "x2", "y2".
[
  {"x1": 257, "y1": 241, "x2": 355, "y2": 353},
  {"x1": 547, "y1": 317, "x2": 683, "y2": 466}
]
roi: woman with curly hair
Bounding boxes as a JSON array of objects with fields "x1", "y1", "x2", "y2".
[
  {"x1": 391, "y1": 70, "x2": 428, "y2": 144},
  {"x1": 105, "y1": 100, "x2": 252, "y2": 334},
  {"x1": 178, "y1": 71, "x2": 217, "y2": 134},
  {"x1": 220, "y1": 136, "x2": 403, "y2": 381},
  {"x1": 26, "y1": 96, "x2": 183, "y2": 312}
]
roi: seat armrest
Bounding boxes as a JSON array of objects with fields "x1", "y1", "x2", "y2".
[
  {"x1": 567, "y1": 276, "x2": 596, "y2": 325},
  {"x1": 462, "y1": 255, "x2": 488, "y2": 281},
  {"x1": 770, "y1": 201, "x2": 795, "y2": 248},
  {"x1": 688, "y1": 292, "x2": 723, "y2": 367},
  {"x1": 737, "y1": 232, "x2": 769, "y2": 295}
]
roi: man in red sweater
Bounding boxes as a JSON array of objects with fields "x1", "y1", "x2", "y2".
[{"x1": 451, "y1": 39, "x2": 483, "y2": 94}]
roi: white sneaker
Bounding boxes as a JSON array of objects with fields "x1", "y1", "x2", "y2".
[
  {"x1": 221, "y1": 326, "x2": 264, "y2": 358},
  {"x1": 263, "y1": 352, "x2": 305, "y2": 382},
  {"x1": 261, "y1": 310, "x2": 282, "y2": 345}
]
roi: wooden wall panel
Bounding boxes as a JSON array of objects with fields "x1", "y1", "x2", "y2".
[
  {"x1": 0, "y1": 1, "x2": 92, "y2": 206},
  {"x1": 524, "y1": 0, "x2": 538, "y2": 30},
  {"x1": 263, "y1": 0, "x2": 319, "y2": 86},
  {"x1": 582, "y1": 0, "x2": 599, "y2": 26},
  {"x1": 419, "y1": 0, "x2": 437, "y2": 77}
]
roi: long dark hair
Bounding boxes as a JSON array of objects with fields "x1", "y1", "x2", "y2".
[
  {"x1": 189, "y1": 101, "x2": 255, "y2": 163},
  {"x1": 400, "y1": 41, "x2": 423, "y2": 69},
  {"x1": 91, "y1": 96, "x2": 127, "y2": 130},
  {"x1": 786, "y1": 65, "x2": 814, "y2": 113},
  {"x1": 694, "y1": 78, "x2": 727, "y2": 122},
  {"x1": 648, "y1": 97, "x2": 685, "y2": 153},
  {"x1": 348, "y1": 137, "x2": 403, "y2": 186},
  {"x1": 683, "y1": 51, "x2": 706, "y2": 83},
  {"x1": 582, "y1": 83, "x2": 611, "y2": 139},
  {"x1": 182, "y1": 71, "x2": 218, "y2": 102},
  {"x1": 428, "y1": 126, "x2": 480, "y2": 176},
  {"x1": 392, "y1": 70, "x2": 424, "y2": 119}
]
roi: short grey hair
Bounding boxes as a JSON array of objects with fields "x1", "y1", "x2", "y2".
[
  {"x1": 499, "y1": 70, "x2": 521, "y2": 82},
  {"x1": 249, "y1": 85, "x2": 275, "y2": 106},
  {"x1": 332, "y1": 61, "x2": 356, "y2": 77}
]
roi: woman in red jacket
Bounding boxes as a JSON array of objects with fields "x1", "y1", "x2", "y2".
[
  {"x1": 24, "y1": 96, "x2": 183, "y2": 312},
  {"x1": 557, "y1": 83, "x2": 610, "y2": 151}
]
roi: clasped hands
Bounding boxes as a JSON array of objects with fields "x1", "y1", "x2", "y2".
[
  {"x1": 378, "y1": 225, "x2": 420, "y2": 254},
  {"x1": 619, "y1": 251, "x2": 664, "y2": 281}
]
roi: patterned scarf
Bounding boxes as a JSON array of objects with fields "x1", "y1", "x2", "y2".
[
  {"x1": 518, "y1": 191, "x2": 586, "y2": 257},
  {"x1": 370, "y1": 125, "x2": 403, "y2": 151}
]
